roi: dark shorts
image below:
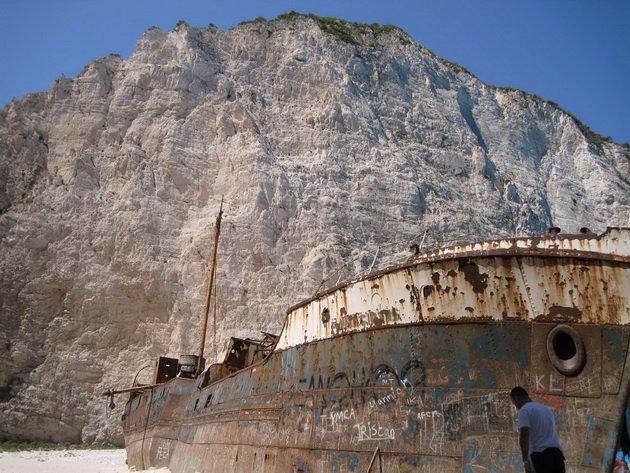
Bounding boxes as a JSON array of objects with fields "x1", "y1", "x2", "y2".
[{"x1": 531, "y1": 447, "x2": 565, "y2": 473}]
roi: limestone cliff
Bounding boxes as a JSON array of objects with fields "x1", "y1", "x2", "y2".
[{"x1": 1, "y1": 14, "x2": 629, "y2": 444}]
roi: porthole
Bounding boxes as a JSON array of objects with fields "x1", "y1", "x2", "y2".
[{"x1": 546, "y1": 324, "x2": 586, "y2": 377}]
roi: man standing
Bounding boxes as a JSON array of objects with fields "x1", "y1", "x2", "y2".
[{"x1": 510, "y1": 386, "x2": 565, "y2": 473}]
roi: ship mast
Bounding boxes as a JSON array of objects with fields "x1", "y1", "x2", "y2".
[{"x1": 197, "y1": 197, "x2": 223, "y2": 375}]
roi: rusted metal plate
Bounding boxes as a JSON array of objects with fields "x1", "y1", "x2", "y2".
[
  {"x1": 565, "y1": 325, "x2": 602, "y2": 398},
  {"x1": 530, "y1": 323, "x2": 602, "y2": 398},
  {"x1": 417, "y1": 227, "x2": 630, "y2": 264},
  {"x1": 530, "y1": 323, "x2": 566, "y2": 394},
  {"x1": 602, "y1": 326, "x2": 630, "y2": 394},
  {"x1": 582, "y1": 417, "x2": 615, "y2": 467},
  {"x1": 287, "y1": 227, "x2": 630, "y2": 314},
  {"x1": 278, "y1": 256, "x2": 630, "y2": 351},
  {"x1": 463, "y1": 449, "x2": 522, "y2": 473},
  {"x1": 124, "y1": 320, "x2": 630, "y2": 472},
  {"x1": 519, "y1": 258, "x2": 630, "y2": 324}
]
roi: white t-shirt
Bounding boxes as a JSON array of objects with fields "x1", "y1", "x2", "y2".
[{"x1": 517, "y1": 402, "x2": 563, "y2": 453}]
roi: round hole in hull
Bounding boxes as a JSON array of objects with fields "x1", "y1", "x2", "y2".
[{"x1": 546, "y1": 324, "x2": 586, "y2": 377}]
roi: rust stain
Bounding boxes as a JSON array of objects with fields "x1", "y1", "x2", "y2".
[
  {"x1": 548, "y1": 305, "x2": 582, "y2": 318},
  {"x1": 407, "y1": 283, "x2": 422, "y2": 312},
  {"x1": 458, "y1": 259, "x2": 489, "y2": 294}
]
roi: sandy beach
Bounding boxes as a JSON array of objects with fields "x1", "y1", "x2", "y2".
[{"x1": 0, "y1": 449, "x2": 171, "y2": 473}]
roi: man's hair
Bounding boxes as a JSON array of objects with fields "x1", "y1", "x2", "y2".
[{"x1": 510, "y1": 386, "x2": 529, "y2": 398}]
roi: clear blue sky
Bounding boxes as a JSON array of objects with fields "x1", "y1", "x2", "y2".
[{"x1": 2, "y1": 0, "x2": 628, "y2": 144}]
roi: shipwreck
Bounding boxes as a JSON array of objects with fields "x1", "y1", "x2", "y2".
[{"x1": 107, "y1": 226, "x2": 630, "y2": 472}]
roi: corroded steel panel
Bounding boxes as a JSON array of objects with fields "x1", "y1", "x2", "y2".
[
  {"x1": 125, "y1": 321, "x2": 630, "y2": 472},
  {"x1": 410, "y1": 257, "x2": 532, "y2": 322},
  {"x1": 412, "y1": 227, "x2": 630, "y2": 264},
  {"x1": 278, "y1": 256, "x2": 630, "y2": 351},
  {"x1": 583, "y1": 417, "x2": 615, "y2": 467},
  {"x1": 286, "y1": 228, "x2": 630, "y2": 314},
  {"x1": 530, "y1": 323, "x2": 602, "y2": 398},
  {"x1": 519, "y1": 258, "x2": 630, "y2": 324},
  {"x1": 463, "y1": 449, "x2": 522, "y2": 473},
  {"x1": 530, "y1": 323, "x2": 566, "y2": 394},
  {"x1": 565, "y1": 325, "x2": 602, "y2": 398},
  {"x1": 602, "y1": 326, "x2": 630, "y2": 394}
]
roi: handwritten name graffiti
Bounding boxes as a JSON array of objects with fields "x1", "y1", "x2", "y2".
[
  {"x1": 321, "y1": 408, "x2": 356, "y2": 433},
  {"x1": 565, "y1": 374, "x2": 599, "y2": 396},
  {"x1": 367, "y1": 386, "x2": 440, "y2": 415},
  {"x1": 369, "y1": 391, "x2": 399, "y2": 410},
  {"x1": 557, "y1": 399, "x2": 593, "y2": 428},
  {"x1": 531, "y1": 389, "x2": 563, "y2": 409},
  {"x1": 417, "y1": 410, "x2": 441, "y2": 421},
  {"x1": 353, "y1": 421, "x2": 395, "y2": 441},
  {"x1": 533, "y1": 373, "x2": 565, "y2": 393},
  {"x1": 316, "y1": 389, "x2": 513, "y2": 455},
  {"x1": 297, "y1": 359, "x2": 426, "y2": 391},
  {"x1": 156, "y1": 440, "x2": 172, "y2": 460},
  {"x1": 375, "y1": 360, "x2": 426, "y2": 388},
  {"x1": 303, "y1": 357, "x2": 514, "y2": 453}
]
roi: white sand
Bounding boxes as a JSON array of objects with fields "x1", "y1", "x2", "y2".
[{"x1": 0, "y1": 449, "x2": 171, "y2": 473}]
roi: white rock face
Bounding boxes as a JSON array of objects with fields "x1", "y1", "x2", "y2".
[{"x1": 0, "y1": 15, "x2": 629, "y2": 445}]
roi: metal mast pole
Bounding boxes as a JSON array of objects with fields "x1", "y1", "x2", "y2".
[{"x1": 197, "y1": 197, "x2": 223, "y2": 375}]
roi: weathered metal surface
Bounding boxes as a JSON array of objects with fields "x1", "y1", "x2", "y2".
[
  {"x1": 530, "y1": 323, "x2": 602, "y2": 398},
  {"x1": 277, "y1": 254, "x2": 630, "y2": 351},
  {"x1": 602, "y1": 326, "x2": 630, "y2": 394},
  {"x1": 124, "y1": 323, "x2": 629, "y2": 470},
  {"x1": 287, "y1": 227, "x2": 630, "y2": 314},
  {"x1": 124, "y1": 322, "x2": 630, "y2": 471},
  {"x1": 121, "y1": 228, "x2": 630, "y2": 472},
  {"x1": 123, "y1": 377, "x2": 194, "y2": 470},
  {"x1": 414, "y1": 227, "x2": 630, "y2": 263},
  {"x1": 154, "y1": 356, "x2": 179, "y2": 384}
]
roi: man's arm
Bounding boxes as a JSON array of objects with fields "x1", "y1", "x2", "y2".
[
  {"x1": 519, "y1": 426, "x2": 530, "y2": 461},
  {"x1": 519, "y1": 427, "x2": 534, "y2": 473}
]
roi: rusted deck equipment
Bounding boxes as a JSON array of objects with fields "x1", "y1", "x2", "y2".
[{"x1": 119, "y1": 227, "x2": 630, "y2": 472}]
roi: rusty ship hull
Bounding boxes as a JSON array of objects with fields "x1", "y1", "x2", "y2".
[{"x1": 121, "y1": 228, "x2": 630, "y2": 472}]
